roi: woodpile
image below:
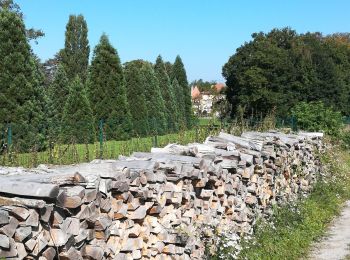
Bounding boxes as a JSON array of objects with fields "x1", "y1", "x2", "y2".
[{"x1": 0, "y1": 131, "x2": 324, "y2": 259}]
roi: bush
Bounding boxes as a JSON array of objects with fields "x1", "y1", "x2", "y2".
[
  {"x1": 341, "y1": 130, "x2": 350, "y2": 149},
  {"x1": 291, "y1": 101, "x2": 343, "y2": 136}
]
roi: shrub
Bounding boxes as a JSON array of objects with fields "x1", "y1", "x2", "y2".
[{"x1": 291, "y1": 101, "x2": 343, "y2": 136}]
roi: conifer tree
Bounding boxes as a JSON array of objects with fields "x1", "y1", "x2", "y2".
[
  {"x1": 0, "y1": 0, "x2": 44, "y2": 42},
  {"x1": 171, "y1": 55, "x2": 193, "y2": 128},
  {"x1": 88, "y1": 34, "x2": 132, "y2": 140},
  {"x1": 61, "y1": 77, "x2": 95, "y2": 143},
  {"x1": 124, "y1": 61, "x2": 149, "y2": 136},
  {"x1": 164, "y1": 61, "x2": 173, "y2": 76},
  {"x1": 61, "y1": 15, "x2": 90, "y2": 82},
  {"x1": 47, "y1": 64, "x2": 69, "y2": 139},
  {"x1": 0, "y1": 10, "x2": 44, "y2": 151},
  {"x1": 139, "y1": 61, "x2": 167, "y2": 135},
  {"x1": 172, "y1": 78, "x2": 186, "y2": 128},
  {"x1": 154, "y1": 55, "x2": 179, "y2": 132}
]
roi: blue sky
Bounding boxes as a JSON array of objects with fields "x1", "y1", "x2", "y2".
[{"x1": 17, "y1": 0, "x2": 350, "y2": 82}]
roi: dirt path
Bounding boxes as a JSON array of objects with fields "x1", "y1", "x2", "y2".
[{"x1": 308, "y1": 201, "x2": 350, "y2": 260}]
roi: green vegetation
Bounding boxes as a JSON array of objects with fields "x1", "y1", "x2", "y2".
[
  {"x1": 291, "y1": 101, "x2": 344, "y2": 136},
  {"x1": 190, "y1": 79, "x2": 217, "y2": 93},
  {"x1": 0, "y1": 9, "x2": 45, "y2": 151},
  {"x1": 0, "y1": 0, "x2": 44, "y2": 41},
  {"x1": 61, "y1": 14, "x2": 89, "y2": 82},
  {"x1": 0, "y1": 126, "x2": 219, "y2": 168},
  {"x1": 223, "y1": 28, "x2": 350, "y2": 118},
  {"x1": 61, "y1": 77, "x2": 95, "y2": 143},
  {"x1": 154, "y1": 55, "x2": 179, "y2": 132},
  {"x1": 47, "y1": 64, "x2": 69, "y2": 139},
  {"x1": 171, "y1": 55, "x2": 194, "y2": 128},
  {"x1": 88, "y1": 34, "x2": 132, "y2": 140},
  {"x1": 172, "y1": 78, "x2": 186, "y2": 127},
  {"x1": 124, "y1": 60, "x2": 150, "y2": 137},
  {"x1": 140, "y1": 61, "x2": 167, "y2": 135},
  {"x1": 0, "y1": 3, "x2": 196, "y2": 152}
]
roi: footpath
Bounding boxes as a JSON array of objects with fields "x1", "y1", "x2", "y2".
[{"x1": 309, "y1": 201, "x2": 350, "y2": 260}]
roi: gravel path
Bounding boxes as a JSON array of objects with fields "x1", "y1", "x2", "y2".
[{"x1": 308, "y1": 201, "x2": 350, "y2": 260}]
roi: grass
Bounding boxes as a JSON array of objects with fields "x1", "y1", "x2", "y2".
[
  {"x1": 235, "y1": 145, "x2": 350, "y2": 260},
  {"x1": 0, "y1": 125, "x2": 220, "y2": 168},
  {"x1": 198, "y1": 117, "x2": 221, "y2": 126}
]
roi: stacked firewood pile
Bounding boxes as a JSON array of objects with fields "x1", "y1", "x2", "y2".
[{"x1": 0, "y1": 131, "x2": 323, "y2": 259}]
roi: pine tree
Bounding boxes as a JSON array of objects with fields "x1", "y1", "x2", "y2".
[
  {"x1": 154, "y1": 55, "x2": 179, "y2": 132},
  {"x1": 61, "y1": 15, "x2": 90, "y2": 82},
  {"x1": 124, "y1": 61, "x2": 149, "y2": 136},
  {"x1": 47, "y1": 64, "x2": 69, "y2": 140},
  {"x1": 0, "y1": 10, "x2": 44, "y2": 151},
  {"x1": 88, "y1": 34, "x2": 132, "y2": 140},
  {"x1": 139, "y1": 61, "x2": 167, "y2": 135},
  {"x1": 171, "y1": 55, "x2": 193, "y2": 128},
  {"x1": 61, "y1": 77, "x2": 95, "y2": 143}
]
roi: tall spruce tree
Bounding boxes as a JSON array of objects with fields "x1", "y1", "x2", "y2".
[
  {"x1": 171, "y1": 55, "x2": 193, "y2": 128},
  {"x1": 124, "y1": 61, "x2": 149, "y2": 136},
  {"x1": 61, "y1": 77, "x2": 95, "y2": 143},
  {"x1": 61, "y1": 15, "x2": 90, "y2": 82},
  {"x1": 47, "y1": 65, "x2": 69, "y2": 140},
  {"x1": 154, "y1": 55, "x2": 179, "y2": 132},
  {"x1": 0, "y1": 10, "x2": 44, "y2": 151},
  {"x1": 139, "y1": 61, "x2": 167, "y2": 135},
  {"x1": 88, "y1": 34, "x2": 132, "y2": 140}
]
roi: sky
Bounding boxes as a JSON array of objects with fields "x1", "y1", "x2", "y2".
[{"x1": 17, "y1": 0, "x2": 350, "y2": 82}]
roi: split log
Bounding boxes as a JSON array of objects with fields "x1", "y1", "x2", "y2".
[
  {"x1": 0, "y1": 180, "x2": 59, "y2": 199},
  {"x1": 0, "y1": 196, "x2": 46, "y2": 208}
]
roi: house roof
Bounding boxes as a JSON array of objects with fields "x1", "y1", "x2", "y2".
[
  {"x1": 213, "y1": 83, "x2": 226, "y2": 93},
  {"x1": 191, "y1": 85, "x2": 201, "y2": 99}
]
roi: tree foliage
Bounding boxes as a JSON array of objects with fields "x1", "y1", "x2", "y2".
[
  {"x1": 47, "y1": 65, "x2": 69, "y2": 139},
  {"x1": 61, "y1": 77, "x2": 95, "y2": 143},
  {"x1": 223, "y1": 28, "x2": 350, "y2": 117},
  {"x1": 172, "y1": 78, "x2": 186, "y2": 127},
  {"x1": 88, "y1": 34, "x2": 132, "y2": 140},
  {"x1": 139, "y1": 61, "x2": 167, "y2": 135},
  {"x1": 171, "y1": 55, "x2": 193, "y2": 127},
  {"x1": 291, "y1": 101, "x2": 343, "y2": 136},
  {"x1": 124, "y1": 61, "x2": 150, "y2": 136},
  {"x1": 154, "y1": 55, "x2": 179, "y2": 132},
  {"x1": 0, "y1": 0, "x2": 44, "y2": 43},
  {"x1": 61, "y1": 15, "x2": 90, "y2": 82},
  {"x1": 190, "y1": 79, "x2": 217, "y2": 93},
  {"x1": 0, "y1": 10, "x2": 44, "y2": 151}
]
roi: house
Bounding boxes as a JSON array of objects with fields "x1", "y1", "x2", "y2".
[{"x1": 191, "y1": 83, "x2": 226, "y2": 117}]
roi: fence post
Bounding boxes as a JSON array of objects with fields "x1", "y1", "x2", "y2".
[{"x1": 99, "y1": 119, "x2": 104, "y2": 159}]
